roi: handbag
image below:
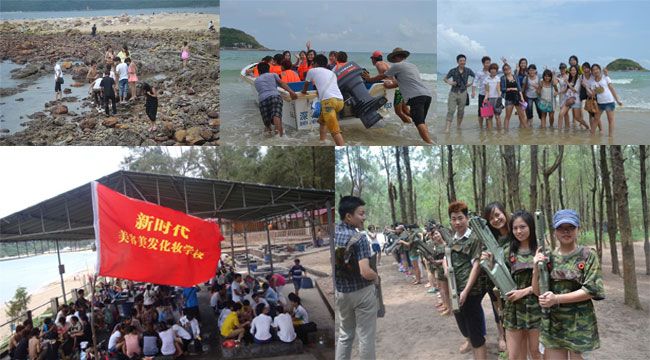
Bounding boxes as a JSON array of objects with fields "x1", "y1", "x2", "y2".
[
  {"x1": 56, "y1": 76, "x2": 64, "y2": 84},
  {"x1": 585, "y1": 97, "x2": 599, "y2": 114},
  {"x1": 480, "y1": 102, "x2": 494, "y2": 117}
]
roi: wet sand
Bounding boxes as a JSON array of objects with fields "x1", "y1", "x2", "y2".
[{"x1": 435, "y1": 107, "x2": 650, "y2": 145}]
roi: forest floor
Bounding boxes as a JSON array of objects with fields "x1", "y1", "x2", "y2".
[{"x1": 350, "y1": 241, "x2": 650, "y2": 360}]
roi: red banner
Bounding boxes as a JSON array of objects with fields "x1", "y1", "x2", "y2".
[{"x1": 91, "y1": 181, "x2": 223, "y2": 287}]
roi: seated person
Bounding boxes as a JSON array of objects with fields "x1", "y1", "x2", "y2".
[
  {"x1": 288, "y1": 293, "x2": 309, "y2": 324},
  {"x1": 239, "y1": 300, "x2": 254, "y2": 323},
  {"x1": 121, "y1": 325, "x2": 141, "y2": 359},
  {"x1": 263, "y1": 283, "x2": 279, "y2": 305},
  {"x1": 270, "y1": 54, "x2": 283, "y2": 75},
  {"x1": 272, "y1": 305, "x2": 297, "y2": 343},
  {"x1": 142, "y1": 323, "x2": 162, "y2": 357},
  {"x1": 252, "y1": 293, "x2": 269, "y2": 316},
  {"x1": 280, "y1": 60, "x2": 301, "y2": 83},
  {"x1": 168, "y1": 319, "x2": 192, "y2": 351},
  {"x1": 220, "y1": 303, "x2": 250, "y2": 342},
  {"x1": 247, "y1": 56, "x2": 272, "y2": 77},
  {"x1": 180, "y1": 313, "x2": 202, "y2": 353},
  {"x1": 250, "y1": 304, "x2": 273, "y2": 344},
  {"x1": 217, "y1": 301, "x2": 233, "y2": 330},
  {"x1": 158, "y1": 322, "x2": 183, "y2": 357}
]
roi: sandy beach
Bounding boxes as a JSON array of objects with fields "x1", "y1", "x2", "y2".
[
  {"x1": 0, "y1": 12, "x2": 219, "y2": 145},
  {"x1": 343, "y1": 241, "x2": 650, "y2": 359}
]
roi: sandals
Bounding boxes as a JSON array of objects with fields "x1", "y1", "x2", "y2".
[{"x1": 459, "y1": 341, "x2": 472, "y2": 354}]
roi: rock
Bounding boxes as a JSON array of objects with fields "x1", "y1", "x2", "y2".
[
  {"x1": 0, "y1": 88, "x2": 21, "y2": 97},
  {"x1": 11, "y1": 64, "x2": 39, "y2": 79},
  {"x1": 62, "y1": 61, "x2": 73, "y2": 69},
  {"x1": 186, "y1": 88, "x2": 195, "y2": 95},
  {"x1": 102, "y1": 117, "x2": 118, "y2": 127},
  {"x1": 63, "y1": 88, "x2": 72, "y2": 94},
  {"x1": 209, "y1": 118, "x2": 220, "y2": 127},
  {"x1": 185, "y1": 126, "x2": 206, "y2": 145},
  {"x1": 15, "y1": 98, "x2": 24, "y2": 102},
  {"x1": 52, "y1": 105, "x2": 68, "y2": 115},
  {"x1": 53, "y1": 118, "x2": 66, "y2": 126},
  {"x1": 70, "y1": 82, "x2": 84, "y2": 87},
  {"x1": 154, "y1": 135, "x2": 168, "y2": 142},
  {"x1": 0, "y1": 128, "x2": 10, "y2": 133},
  {"x1": 141, "y1": 139, "x2": 157, "y2": 146},
  {"x1": 79, "y1": 118, "x2": 96, "y2": 130},
  {"x1": 207, "y1": 111, "x2": 219, "y2": 119},
  {"x1": 174, "y1": 129, "x2": 187, "y2": 142},
  {"x1": 200, "y1": 129, "x2": 213, "y2": 140},
  {"x1": 115, "y1": 124, "x2": 129, "y2": 129}
]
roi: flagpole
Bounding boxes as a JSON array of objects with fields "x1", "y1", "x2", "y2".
[{"x1": 89, "y1": 274, "x2": 99, "y2": 360}]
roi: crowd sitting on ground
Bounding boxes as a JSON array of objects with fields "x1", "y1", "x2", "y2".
[
  {"x1": 443, "y1": 54, "x2": 623, "y2": 136},
  {"x1": 247, "y1": 41, "x2": 434, "y2": 145}
]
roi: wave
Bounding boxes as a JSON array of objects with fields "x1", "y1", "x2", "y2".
[
  {"x1": 420, "y1": 73, "x2": 437, "y2": 81},
  {"x1": 610, "y1": 78, "x2": 633, "y2": 84}
]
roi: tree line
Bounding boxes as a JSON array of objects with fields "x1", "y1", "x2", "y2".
[{"x1": 335, "y1": 145, "x2": 649, "y2": 310}]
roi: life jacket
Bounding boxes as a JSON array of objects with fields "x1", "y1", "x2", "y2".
[
  {"x1": 253, "y1": 66, "x2": 260, "y2": 78},
  {"x1": 281, "y1": 70, "x2": 300, "y2": 83},
  {"x1": 269, "y1": 65, "x2": 282, "y2": 75},
  {"x1": 298, "y1": 63, "x2": 311, "y2": 81}
]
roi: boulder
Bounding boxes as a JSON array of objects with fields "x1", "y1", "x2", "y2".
[
  {"x1": 207, "y1": 111, "x2": 219, "y2": 119},
  {"x1": 63, "y1": 88, "x2": 72, "y2": 94},
  {"x1": 102, "y1": 117, "x2": 118, "y2": 127},
  {"x1": 52, "y1": 105, "x2": 68, "y2": 115},
  {"x1": 174, "y1": 129, "x2": 187, "y2": 143},
  {"x1": 79, "y1": 118, "x2": 97, "y2": 130},
  {"x1": 11, "y1": 65, "x2": 39, "y2": 79},
  {"x1": 0, "y1": 128, "x2": 10, "y2": 133},
  {"x1": 15, "y1": 98, "x2": 24, "y2": 102},
  {"x1": 200, "y1": 128, "x2": 213, "y2": 140},
  {"x1": 62, "y1": 61, "x2": 73, "y2": 69},
  {"x1": 184, "y1": 126, "x2": 206, "y2": 145}
]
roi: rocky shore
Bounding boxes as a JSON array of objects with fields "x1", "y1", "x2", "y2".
[{"x1": 0, "y1": 14, "x2": 220, "y2": 145}]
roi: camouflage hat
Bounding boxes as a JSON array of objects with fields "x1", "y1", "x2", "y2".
[{"x1": 553, "y1": 209, "x2": 580, "y2": 228}]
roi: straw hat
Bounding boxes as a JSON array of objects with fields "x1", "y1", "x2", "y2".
[{"x1": 387, "y1": 47, "x2": 410, "y2": 63}]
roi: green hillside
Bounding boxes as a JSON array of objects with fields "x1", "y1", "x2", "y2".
[
  {"x1": 220, "y1": 27, "x2": 267, "y2": 50},
  {"x1": 606, "y1": 58, "x2": 647, "y2": 71}
]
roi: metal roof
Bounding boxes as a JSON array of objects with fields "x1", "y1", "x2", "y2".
[{"x1": 0, "y1": 170, "x2": 334, "y2": 242}]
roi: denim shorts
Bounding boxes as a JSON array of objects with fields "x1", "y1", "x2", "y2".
[{"x1": 598, "y1": 102, "x2": 615, "y2": 112}]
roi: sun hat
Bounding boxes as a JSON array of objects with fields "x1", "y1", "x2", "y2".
[{"x1": 387, "y1": 47, "x2": 410, "y2": 63}]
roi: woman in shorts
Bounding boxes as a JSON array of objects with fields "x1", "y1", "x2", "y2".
[{"x1": 589, "y1": 64, "x2": 623, "y2": 137}]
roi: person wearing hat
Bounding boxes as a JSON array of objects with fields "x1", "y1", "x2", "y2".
[
  {"x1": 364, "y1": 47, "x2": 434, "y2": 144},
  {"x1": 362, "y1": 50, "x2": 413, "y2": 124},
  {"x1": 532, "y1": 209, "x2": 604, "y2": 359}
]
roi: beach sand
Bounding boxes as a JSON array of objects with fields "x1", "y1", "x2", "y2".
[
  {"x1": 435, "y1": 107, "x2": 650, "y2": 145},
  {"x1": 342, "y1": 241, "x2": 650, "y2": 359}
]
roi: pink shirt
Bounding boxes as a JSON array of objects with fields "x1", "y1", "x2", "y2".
[
  {"x1": 124, "y1": 333, "x2": 141, "y2": 357},
  {"x1": 271, "y1": 273, "x2": 286, "y2": 287}
]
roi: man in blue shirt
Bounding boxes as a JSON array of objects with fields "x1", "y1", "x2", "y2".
[
  {"x1": 290, "y1": 259, "x2": 306, "y2": 296},
  {"x1": 335, "y1": 196, "x2": 378, "y2": 360},
  {"x1": 182, "y1": 286, "x2": 200, "y2": 321}
]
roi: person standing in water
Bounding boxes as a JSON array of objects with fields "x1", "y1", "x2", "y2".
[
  {"x1": 54, "y1": 62, "x2": 63, "y2": 101},
  {"x1": 181, "y1": 42, "x2": 190, "y2": 69},
  {"x1": 362, "y1": 50, "x2": 413, "y2": 125}
]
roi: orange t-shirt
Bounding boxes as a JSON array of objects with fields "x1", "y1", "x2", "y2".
[{"x1": 281, "y1": 70, "x2": 301, "y2": 83}]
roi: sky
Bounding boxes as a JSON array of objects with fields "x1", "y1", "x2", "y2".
[
  {"x1": 221, "y1": 0, "x2": 436, "y2": 53},
  {"x1": 0, "y1": 147, "x2": 181, "y2": 218},
  {"x1": 437, "y1": 0, "x2": 650, "y2": 72}
]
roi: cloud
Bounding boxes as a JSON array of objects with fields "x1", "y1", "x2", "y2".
[{"x1": 437, "y1": 24, "x2": 486, "y2": 62}]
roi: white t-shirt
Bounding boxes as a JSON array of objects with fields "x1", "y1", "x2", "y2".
[
  {"x1": 171, "y1": 324, "x2": 192, "y2": 340},
  {"x1": 158, "y1": 328, "x2": 176, "y2": 356},
  {"x1": 92, "y1": 77, "x2": 102, "y2": 90},
  {"x1": 304, "y1": 67, "x2": 343, "y2": 102},
  {"x1": 231, "y1": 281, "x2": 242, "y2": 303},
  {"x1": 54, "y1": 64, "x2": 62, "y2": 80},
  {"x1": 116, "y1": 62, "x2": 129, "y2": 81},
  {"x1": 210, "y1": 292, "x2": 220, "y2": 308},
  {"x1": 179, "y1": 316, "x2": 200, "y2": 339},
  {"x1": 250, "y1": 314, "x2": 273, "y2": 341},
  {"x1": 294, "y1": 305, "x2": 309, "y2": 323},
  {"x1": 475, "y1": 69, "x2": 490, "y2": 96},
  {"x1": 591, "y1": 76, "x2": 615, "y2": 104},
  {"x1": 217, "y1": 309, "x2": 231, "y2": 329},
  {"x1": 107, "y1": 330, "x2": 122, "y2": 351},
  {"x1": 143, "y1": 289, "x2": 156, "y2": 306},
  {"x1": 272, "y1": 313, "x2": 296, "y2": 343},
  {"x1": 483, "y1": 75, "x2": 501, "y2": 98}
]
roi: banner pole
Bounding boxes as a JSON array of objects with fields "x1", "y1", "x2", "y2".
[{"x1": 244, "y1": 224, "x2": 250, "y2": 276}]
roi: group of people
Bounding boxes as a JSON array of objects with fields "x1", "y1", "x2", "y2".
[
  {"x1": 212, "y1": 262, "x2": 315, "y2": 346},
  {"x1": 335, "y1": 196, "x2": 604, "y2": 360},
  {"x1": 249, "y1": 42, "x2": 434, "y2": 144},
  {"x1": 444, "y1": 54, "x2": 623, "y2": 136}
]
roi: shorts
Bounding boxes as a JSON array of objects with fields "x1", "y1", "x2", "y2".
[
  {"x1": 598, "y1": 102, "x2": 615, "y2": 112},
  {"x1": 487, "y1": 97, "x2": 503, "y2": 115},
  {"x1": 55, "y1": 80, "x2": 62, "y2": 92},
  {"x1": 406, "y1": 95, "x2": 431, "y2": 126},
  {"x1": 293, "y1": 279, "x2": 302, "y2": 291},
  {"x1": 259, "y1": 95, "x2": 283, "y2": 127},
  {"x1": 371, "y1": 243, "x2": 381, "y2": 253},
  {"x1": 318, "y1": 97, "x2": 344, "y2": 134},
  {"x1": 505, "y1": 99, "x2": 518, "y2": 107},
  {"x1": 394, "y1": 89, "x2": 403, "y2": 106},
  {"x1": 570, "y1": 100, "x2": 582, "y2": 109}
]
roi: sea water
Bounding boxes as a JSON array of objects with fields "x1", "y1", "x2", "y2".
[
  {"x1": 0, "y1": 250, "x2": 96, "y2": 304},
  {"x1": 220, "y1": 50, "x2": 437, "y2": 145},
  {"x1": 0, "y1": 7, "x2": 219, "y2": 20}
]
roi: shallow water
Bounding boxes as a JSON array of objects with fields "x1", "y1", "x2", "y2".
[
  {"x1": 0, "y1": 61, "x2": 90, "y2": 133},
  {"x1": 220, "y1": 50, "x2": 437, "y2": 145}
]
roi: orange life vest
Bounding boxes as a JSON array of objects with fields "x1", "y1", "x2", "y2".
[
  {"x1": 270, "y1": 65, "x2": 282, "y2": 75},
  {"x1": 298, "y1": 63, "x2": 311, "y2": 81},
  {"x1": 281, "y1": 70, "x2": 301, "y2": 83}
]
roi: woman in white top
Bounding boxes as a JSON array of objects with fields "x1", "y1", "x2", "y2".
[
  {"x1": 250, "y1": 304, "x2": 273, "y2": 344},
  {"x1": 580, "y1": 62, "x2": 601, "y2": 133},
  {"x1": 536, "y1": 69, "x2": 558, "y2": 128},
  {"x1": 556, "y1": 63, "x2": 571, "y2": 128},
  {"x1": 590, "y1": 64, "x2": 623, "y2": 137},
  {"x1": 558, "y1": 65, "x2": 589, "y2": 130},
  {"x1": 481, "y1": 63, "x2": 503, "y2": 129},
  {"x1": 522, "y1": 64, "x2": 542, "y2": 124},
  {"x1": 158, "y1": 323, "x2": 182, "y2": 357},
  {"x1": 54, "y1": 63, "x2": 63, "y2": 100}
]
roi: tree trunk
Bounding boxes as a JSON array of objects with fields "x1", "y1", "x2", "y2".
[
  {"x1": 402, "y1": 147, "x2": 415, "y2": 224},
  {"x1": 472, "y1": 146, "x2": 479, "y2": 212},
  {"x1": 395, "y1": 147, "x2": 407, "y2": 222},
  {"x1": 345, "y1": 147, "x2": 356, "y2": 196},
  {"x1": 610, "y1": 146, "x2": 642, "y2": 309},
  {"x1": 380, "y1": 147, "x2": 397, "y2": 225},
  {"x1": 543, "y1": 146, "x2": 564, "y2": 249},
  {"x1": 558, "y1": 158, "x2": 565, "y2": 209},
  {"x1": 640, "y1": 145, "x2": 650, "y2": 275},
  {"x1": 600, "y1": 145, "x2": 620, "y2": 275},
  {"x1": 590, "y1": 146, "x2": 602, "y2": 262},
  {"x1": 312, "y1": 147, "x2": 317, "y2": 188},
  {"x1": 502, "y1": 145, "x2": 522, "y2": 210},
  {"x1": 480, "y1": 146, "x2": 487, "y2": 212},
  {"x1": 447, "y1": 145, "x2": 457, "y2": 202},
  {"x1": 530, "y1": 145, "x2": 539, "y2": 211}
]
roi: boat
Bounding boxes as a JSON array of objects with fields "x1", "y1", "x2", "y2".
[{"x1": 240, "y1": 62, "x2": 398, "y2": 130}]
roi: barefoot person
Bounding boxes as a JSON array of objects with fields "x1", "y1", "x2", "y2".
[
  {"x1": 181, "y1": 42, "x2": 190, "y2": 69},
  {"x1": 537, "y1": 69, "x2": 557, "y2": 128},
  {"x1": 254, "y1": 61, "x2": 298, "y2": 136},
  {"x1": 481, "y1": 63, "x2": 503, "y2": 130},
  {"x1": 444, "y1": 54, "x2": 475, "y2": 133},
  {"x1": 362, "y1": 50, "x2": 413, "y2": 125},
  {"x1": 302, "y1": 54, "x2": 345, "y2": 145},
  {"x1": 127, "y1": 58, "x2": 138, "y2": 101},
  {"x1": 54, "y1": 62, "x2": 63, "y2": 101},
  {"x1": 532, "y1": 209, "x2": 604, "y2": 360},
  {"x1": 589, "y1": 64, "x2": 623, "y2": 137},
  {"x1": 500, "y1": 63, "x2": 529, "y2": 129}
]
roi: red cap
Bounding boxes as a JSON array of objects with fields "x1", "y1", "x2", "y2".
[{"x1": 371, "y1": 50, "x2": 382, "y2": 58}]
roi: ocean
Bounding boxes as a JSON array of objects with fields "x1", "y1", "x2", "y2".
[
  {"x1": 0, "y1": 7, "x2": 219, "y2": 20},
  {"x1": 0, "y1": 250, "x2": 96, "y2": 304},
  {"x1": 220, "y1": 50, "x2": 437, "y2": 145}
]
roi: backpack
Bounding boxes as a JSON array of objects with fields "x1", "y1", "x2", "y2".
[{"x1": 335, "y1": 233, "x2": 363, "y2": 280}]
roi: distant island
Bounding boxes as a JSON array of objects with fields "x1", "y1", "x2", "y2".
[
  {"x1": 606, "y1": 58, "x2": 647, "y2": 71},
  {"x1": 221, "y1": 27, "x2": 269, "y2": 50}
]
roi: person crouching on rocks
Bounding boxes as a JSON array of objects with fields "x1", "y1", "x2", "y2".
[
  {"x1": 54, "y1": 62, "x2": 63, "y2": 101},
  {"x1": 99, "y1": 69, "x2": 117, "y2": 116},
  {"x1": 88, "y1": 74, "x2": 104, "y2": 112}
]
